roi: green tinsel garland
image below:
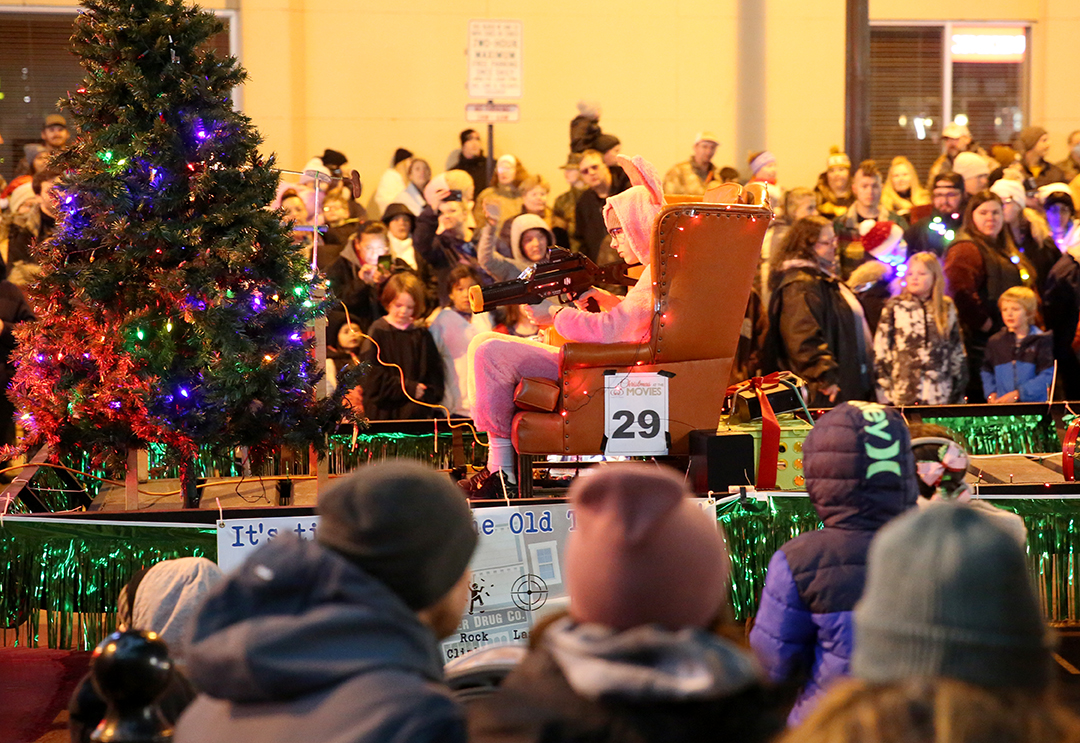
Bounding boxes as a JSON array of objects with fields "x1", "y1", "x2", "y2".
[
  {"x1": 0, "y1": 520, "x2": 214, "y2": 649},
  {"x1": 922, "y1": 415, "x2": 1060, "y2": 455}
]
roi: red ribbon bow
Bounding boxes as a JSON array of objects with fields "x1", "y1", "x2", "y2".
[{"x1": 727, "y1": 373, "x2": 784, "y2": 490}]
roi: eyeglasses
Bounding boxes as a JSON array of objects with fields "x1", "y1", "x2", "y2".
[{"x1": 579, "y1": 165, "x2": 601, "y2": 174}]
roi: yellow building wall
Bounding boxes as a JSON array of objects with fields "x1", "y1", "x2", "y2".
[{"x1": 2, "y1": 0, "x2": 1077, "y2": 194}]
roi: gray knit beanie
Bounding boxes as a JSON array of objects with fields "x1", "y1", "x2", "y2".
[
  {"x1": 853, "y1": 503, "x2": 1052, "y2": 690},
  {"x1": 317, "y1": 461, "x2": 477, "y2": 611}
]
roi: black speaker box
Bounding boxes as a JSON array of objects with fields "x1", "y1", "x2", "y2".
[{"x1": 689, "y1": 429, "x2": 756, "y2": 495}]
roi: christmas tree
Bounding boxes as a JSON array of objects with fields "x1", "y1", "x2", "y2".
[{"x1": 9, "y1": 0, "x2": 352, "y2": 474}]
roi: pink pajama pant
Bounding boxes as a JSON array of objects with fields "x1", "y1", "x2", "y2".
[{"x1": 467, "y1": 332, "x2": 560, "y2": 439}]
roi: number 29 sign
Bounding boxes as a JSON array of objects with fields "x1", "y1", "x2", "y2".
[{"x1": 603, "y1": 372, "x2": 670, "y2": 456}]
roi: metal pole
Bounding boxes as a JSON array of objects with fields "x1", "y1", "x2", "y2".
[
  {"x1": 486, "y1": 99, "x2": 495, "y2": 186},
  {"x1": 845, "y1": 0, "x2": 870, "y2": 162}
]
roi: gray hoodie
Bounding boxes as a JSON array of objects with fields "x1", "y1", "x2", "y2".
[{"x1": 175, "y1": 535, "x2": 466, "y2": 743}]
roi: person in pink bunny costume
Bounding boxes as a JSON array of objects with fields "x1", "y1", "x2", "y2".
[{"x1": 462, "y1": 154, "x2": 665, "y2": 497}]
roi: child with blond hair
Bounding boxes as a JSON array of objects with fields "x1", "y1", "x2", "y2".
[
  {"x1": 980, "y1": 286, "x2": 1054, "y2": 402},
  {"x1": 873, "y1": 252, "x2": 967, "y2": 404}
]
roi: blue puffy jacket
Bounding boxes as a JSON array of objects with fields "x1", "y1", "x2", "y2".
[
  {"x1": 979, "y1": 327, "x2": 1055, "y2": 402},
  {"x1": 749, "y1": 403, "x2": 917, "y2": 725}
]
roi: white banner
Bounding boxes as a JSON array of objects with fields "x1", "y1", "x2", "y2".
[{"x1": 215, "y1": 498, "x2": 713, "y2": 661}]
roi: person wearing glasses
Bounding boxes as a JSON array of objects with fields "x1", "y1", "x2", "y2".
[
  {"x1": 763, "y1": 216, "x2": 874, "y2": 406},
  {"x1": 573, "y1": 149, "x2": 629, "y2": 263}
]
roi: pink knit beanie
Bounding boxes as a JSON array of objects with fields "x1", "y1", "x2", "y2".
[
  {"x1": 564, "y1": 463, "x2": 730, "y2": 631},
  {"x1": 602, "y1": 154, "x2": 664, "y2": 265}
]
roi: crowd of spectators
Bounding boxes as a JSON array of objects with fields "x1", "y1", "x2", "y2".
[
  {"x1": 279, "y1": 107, "x2": 1079, "y2": 414},
  {"x1": 4, "y1": 106, "x2": 1080, "y2": 420},
  {"x1": 74, "y1": 407, "x2": 1077, "y2": 743}
]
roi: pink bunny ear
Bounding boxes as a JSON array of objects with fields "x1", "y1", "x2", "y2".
[{"x1": 616, "y1": 154, "x2": 663, "y2": 206}]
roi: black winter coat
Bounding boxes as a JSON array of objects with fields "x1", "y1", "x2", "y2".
[
  {"x1": 1044, "y1": 250, "x2": 1080, "y2": 399},
  {"x1": 763, "y1": 261, "x2": 874, "y2": 406},
  {"x1": 468, "y1": 633, "x2": 782, "y2": 743}
]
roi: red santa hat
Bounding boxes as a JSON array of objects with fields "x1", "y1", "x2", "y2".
[{"x1": 859, "y1": 220, "x2": 905, "y2": 261}]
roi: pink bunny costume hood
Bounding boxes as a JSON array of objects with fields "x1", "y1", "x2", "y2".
[{"x1": 602, "y1": 154, "x2": 664, "y2": 266}]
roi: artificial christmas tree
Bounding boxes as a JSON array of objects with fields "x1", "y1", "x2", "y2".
[{"x1": 9, "y1": 0, "x2": 353, "y2": 478}]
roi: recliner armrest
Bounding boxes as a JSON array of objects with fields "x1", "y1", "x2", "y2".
[{"x1": 560, "y1": 342, "x2": 654, "y2": 370}]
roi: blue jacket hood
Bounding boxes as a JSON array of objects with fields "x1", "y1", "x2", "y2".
[
  {"x1": 803, "y1": 402, "x2": 918, "y2": 529},
  {"x1": 183, "y1": 535, "x2": 445, "y2": 703}
]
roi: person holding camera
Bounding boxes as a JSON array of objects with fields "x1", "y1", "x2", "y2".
[
  {"x1": 326, "y1": 222, "x2": 394, "y2": 333},
  {"x1": 429, "y1": 191, "x2": 493, "y2": 306}
]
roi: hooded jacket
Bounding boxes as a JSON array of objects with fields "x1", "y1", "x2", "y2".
[
  {"x1": 477, "y1": 213, "x2": 554, "y2": 281},
  {"x1": 69, "y1": 558, "x2": 223, "y2": 743},
  {"x1": 749, "y1": 403, "x2": 917, "y2": 725},
  {"x1": 552, "y1": 155, "x2": 660, "y2": 345},
  {"x1": 469, "y1": 617, "x2": 782, "y2": 743},
  {"x1": 979, "y1": 326, "x2": 1054, "y2": 402},
  {"x1": 175, "y1": 536, "x2": 465, "y2": 743}
]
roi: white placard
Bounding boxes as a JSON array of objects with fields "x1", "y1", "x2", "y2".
[
  {"x1": 467, "y1": 19, "x2": 523, "y2": 99},
  {"x1": 465, "y1": 102, "x2": 520, "y2": 123},
  {"x1": 603, "y1": 372, "x2": 670, "y2": 456}
]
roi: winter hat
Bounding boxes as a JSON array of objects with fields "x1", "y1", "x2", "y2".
[
  {"x1": 1038, "y1": 183, "x2": 1075, "y2": 212},
  {"x1": 123, "y1": 557, "x2": 224, "y2": 661},
  {"x1": 298, "y1": 157, "x2": 332, "y2": 186},
  {"x1": 990, "y1": 144, "x2": 1019, "y2": 169},
  {"x1": 748, "y1": 150, "x2": 776, "y2": 175},
  {"x1": 22, "y1": 143, "x2": 44, "y2": 164},
  {"x1": 497, "y1": 154, "x2": 518, "y2": 169},
  {"x1": 576, "y1": 99, "x2": 601, "y2": 120},
  {"x1": 564, "y1": 463, "x2": 730, "y2": 631},
  {"x1": 1018, "y1": 126, "x2": 1048, "y2": 153},
  {"x1": 941, "y1": 122, "x2": 970, "y2": 139},
  {"x1": 803, "y1": 402, "x2": 918, "y2": 522},
  {"x1": 594, "y1": 134, "x2": 621, "y2": 154},
  {"x1": 7, "y1": 183, "x2": 37, "y2": 215},
  {"x1": 602, "y1": 154, "x2": 664, "y2": 266},
  {"x1": 381, "y1": 202, "x2": 416, "y2": 230},
  {"x1": 990, "y1": 178, "x2": 1027, "y2": 208},
  {"x1": 952, "y1": 152, "x2": 989, "y2": 181},
  {"x1": 853, "y1": 504, "x2": 1053, "y2": 690},
  {"x1": 321, "y1": 149, "x2": 348, "y2": 169},
  {"x1": 858, "y1": 220, "x2": 905, "y2": 261},
  {"x1": 393, "y1": 147, "x2": 413, "y2": 166},
  {"x1": 509, "y1": 213, "x2": 554, "y2": 262},
  {"x1": 317, "y1": 460, "x2": 478, "y2": 610},
  {"x1": 827, "y1": 146, "x2": 850, "y2": 169}
]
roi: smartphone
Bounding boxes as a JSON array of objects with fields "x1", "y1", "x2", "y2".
[{"x1": 377, "y1": 254, "x2": 392, "y2": 270}]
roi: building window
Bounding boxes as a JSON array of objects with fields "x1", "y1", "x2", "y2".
[
  {"x1": 0, "y1": 9, "x2": 237, "y2": 177},
  {"x1": 869, "y1": 22, "x2": 1029, "y2": 180}
]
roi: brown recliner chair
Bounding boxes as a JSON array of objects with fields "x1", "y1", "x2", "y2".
[{"x1": 511, "y1": 186, "x2": 771, "y2": 487}]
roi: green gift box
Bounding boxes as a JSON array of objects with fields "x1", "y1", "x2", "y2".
[{"x1": 716, "y1": 413, "x2": 813, "y2": 491}]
